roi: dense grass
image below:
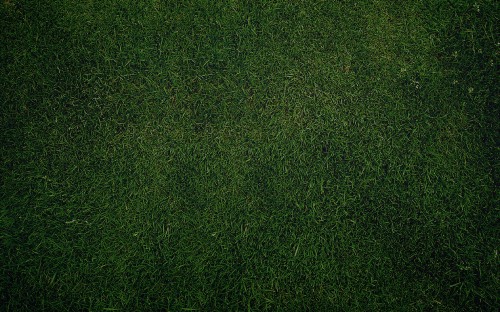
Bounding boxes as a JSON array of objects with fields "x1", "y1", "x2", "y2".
[{"x1": 1, "y1": 0, "x2": 498, "y2": 310}]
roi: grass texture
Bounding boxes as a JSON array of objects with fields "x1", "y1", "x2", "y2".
[{"x1": 1, "y1": 0, "x2": 499, "y2": 310}]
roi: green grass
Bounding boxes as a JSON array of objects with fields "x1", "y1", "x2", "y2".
[{"x1": 1, "y1": 0, "x2": 498, "y2": 310}]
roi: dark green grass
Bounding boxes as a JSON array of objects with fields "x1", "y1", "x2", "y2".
[{"x1": 1, "y1": 0, "x2": 498, "y2": 310}]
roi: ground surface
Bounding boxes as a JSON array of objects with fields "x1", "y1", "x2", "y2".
[{"x1": 1, "y1": 0, "x2": 498, "y2": 311}]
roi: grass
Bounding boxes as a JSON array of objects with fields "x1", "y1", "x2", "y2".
[{"x1": 0, "y1": 0, "x2": 498, "y2": 310}]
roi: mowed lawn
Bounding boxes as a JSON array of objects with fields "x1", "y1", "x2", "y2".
[{"x1": 1, "y1": 0, "x2": 498, "y2": 310}]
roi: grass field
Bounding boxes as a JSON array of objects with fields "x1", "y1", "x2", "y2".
[{"x1": 1, "y1": 0, "x2": 498, "y2": 310}]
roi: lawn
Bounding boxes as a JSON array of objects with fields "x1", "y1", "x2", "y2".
[{"x1": 1, "y1": 0, "x2": 498, "y2": 310}]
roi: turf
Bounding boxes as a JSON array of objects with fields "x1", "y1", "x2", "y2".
[{"x1": 0, "y1": 0, "x2": 498, "y2": 310}]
